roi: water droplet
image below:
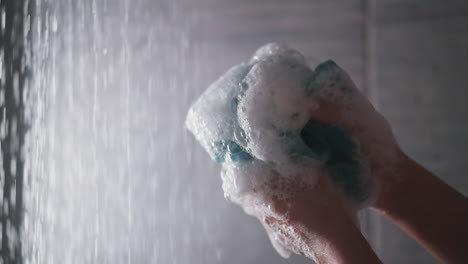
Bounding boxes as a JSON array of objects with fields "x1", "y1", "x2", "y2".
[{"x1": 51, "y1": 15, "x2": 58, "y2": 32}]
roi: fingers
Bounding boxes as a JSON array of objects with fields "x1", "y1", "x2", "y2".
[
  {"x1": 310, "y1": 100, "x2": 343, "y2": 125},
  {"x1": 310, "y1": 100, "x2": 361, "y2": 138}
]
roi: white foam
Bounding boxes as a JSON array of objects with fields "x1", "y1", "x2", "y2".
[{"x1": 185, "y1": 43, "x2": 396, "y2": 258}]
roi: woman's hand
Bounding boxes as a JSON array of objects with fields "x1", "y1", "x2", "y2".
[
  {"x1": 257, "y1": 175, "x2": 381, "y2": 263},
  {"x1": 309, "y1": 99, "x2": 468, "y2": 263},
  {"x1": 309, "y1": 99, "x2": 403, "y2": 205}
]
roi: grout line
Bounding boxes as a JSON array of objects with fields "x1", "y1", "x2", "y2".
[{"x1": 363, "y1": 0, "x2": 383, "y2": 257}]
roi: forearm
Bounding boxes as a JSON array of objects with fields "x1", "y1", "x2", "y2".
[{"x1": 374, "y1": 153, "x2": 468, "y2": 263}]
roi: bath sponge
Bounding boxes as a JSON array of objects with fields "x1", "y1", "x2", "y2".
[{"x1": 185, "y1": 43, "x2": 375, "y2": 258}]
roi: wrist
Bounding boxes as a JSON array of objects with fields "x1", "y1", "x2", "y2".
[{"x1": 372, "y1": 150, "x2": 414, "y2": 215}]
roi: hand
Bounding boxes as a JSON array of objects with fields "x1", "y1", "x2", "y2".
[
  {"x1": 309, "y1": 99, "x2": 403, "y2": 205},
  {"x1": 309, "y1": 97, "x2": 468, "y2": 263},
  {"x1": 256, "y1": 175, "x2": 381, "y2": 263}
]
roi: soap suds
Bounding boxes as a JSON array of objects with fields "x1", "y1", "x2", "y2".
[{"x1": 186, "y1": 43, "x2": 395, "y2": 258}]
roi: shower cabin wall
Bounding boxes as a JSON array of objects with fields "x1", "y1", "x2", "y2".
[{"x1": 12, "y1": 0, "x2": 468, "y2": 264}]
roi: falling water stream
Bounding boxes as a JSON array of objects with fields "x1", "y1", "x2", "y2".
[{"x1": 24, "y1": 0, "x2": 208, "y2": 263}]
